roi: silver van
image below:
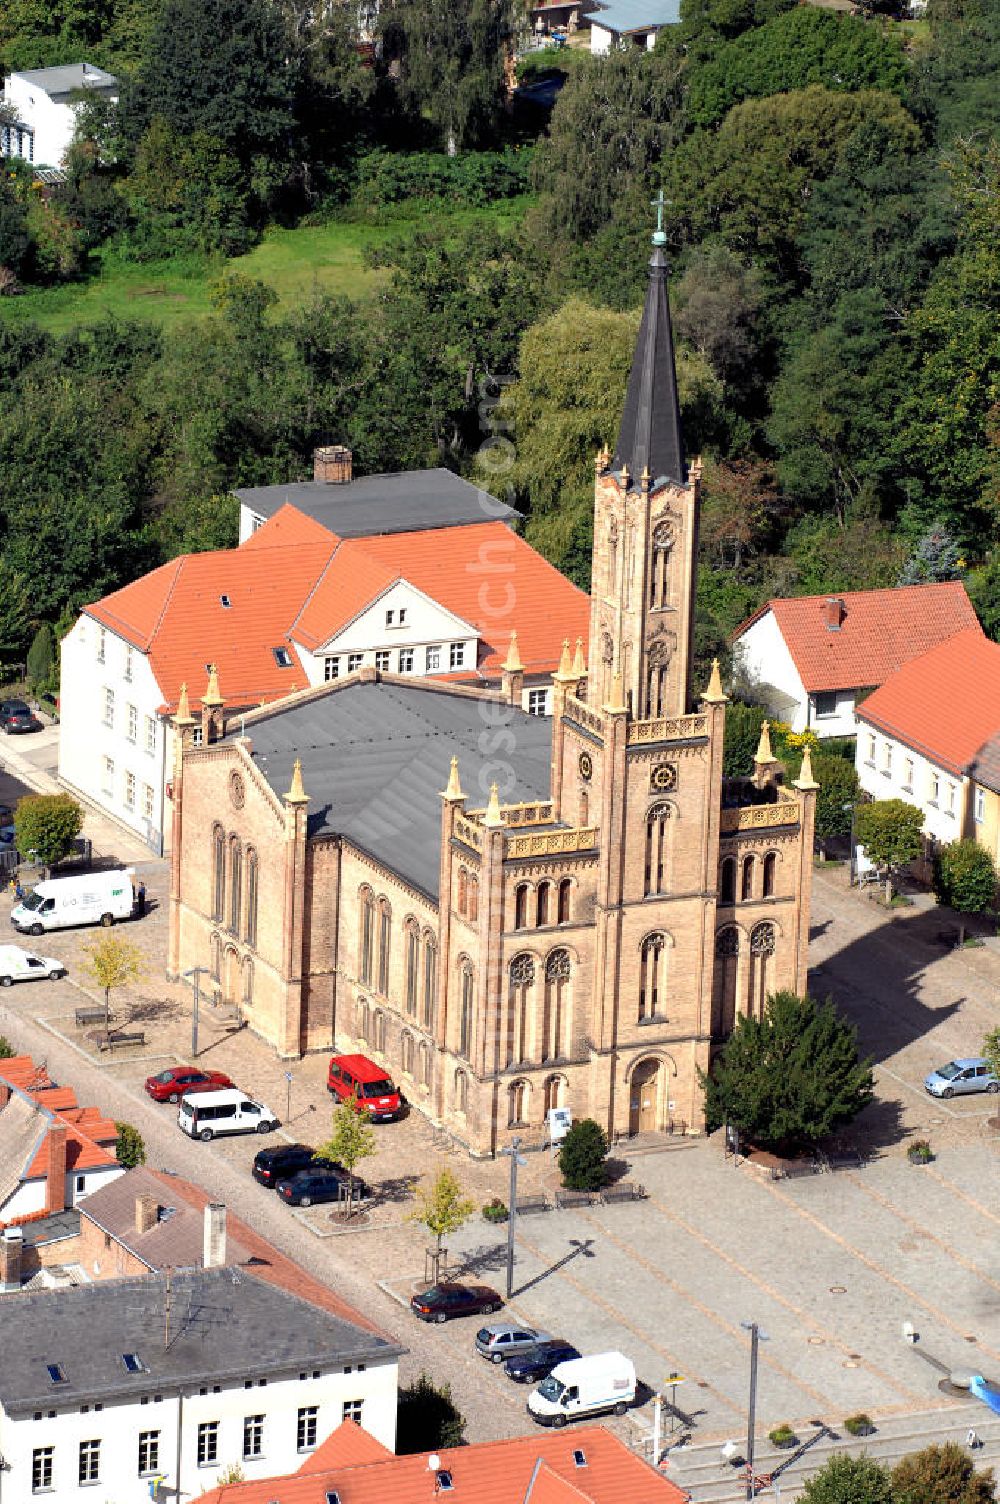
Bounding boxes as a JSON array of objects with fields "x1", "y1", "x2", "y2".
[{"x1": 178, "y1": 1088, "x2": 278, "y2": 1141}]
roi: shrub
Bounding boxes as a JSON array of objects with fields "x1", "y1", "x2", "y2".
[
  {"x1": 354, "y1": 148, "x2": 532, "y2": 209},
  {"x1": 396, "y1": 1373, "x2": 466, "y2": 1453},
  {"x1": 892, "y1": 1440, "x2": 995, "y2": 1504},
  {"x1": 0, "y1": 1036, "x2": 15, "y2": 1059},
  {"x1": 558, "y1": 1118, "x2": 609, "y2": 1190},
  {"x1": 769, "y1": 1423, "x2": 797, "y2": 1445},
  {"x1": 907, "y1": 1139, "x2": 933, "y2": 1163},
  {"x1": 26, "y1": 623, "x2": 55, "y2": 695},
  {"x1": 13, "y1": 793, "x2": 83, "y2": 871},
  {"x1": 843, "y1": 1413, "x2": 874, "y2": 1436},
  {"x1": 800, "y1": 1453, "x2": 893, "y2": 1504},
  {"x1": 114, "y1": 1122, "x2": 146, "y2": 1169},
  {"x1": 933, "y1": 839, "x2": 998, "y2": 918},
  {"x1": 482, "y1": 1197, "x2": 508, "y2": 1223}
]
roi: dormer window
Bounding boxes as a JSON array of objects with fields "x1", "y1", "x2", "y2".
[
  {"x1": 273, "y1": 647, "x2": 293, "y2": 668},
  {"x1": 46, "y1": 1364, "x2": 68, "y2": 1385}
]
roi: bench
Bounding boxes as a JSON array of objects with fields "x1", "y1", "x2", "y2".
[
  {"x1": 76, "y1": 1006, "x2": 113, "y2": 1028},
  {"x1": 555, "y1": 1188, "x2": 597, "y2": 1210},
  {"x1": 600, "y1": 1179, "x2": 646, "y2": 1204},
  {"x1": 97, "y1": 1030, "x2": 146, "y2": 1052},
  {"x1": 514, "y1": 1194, "x2": 551, "y2": 1216}
]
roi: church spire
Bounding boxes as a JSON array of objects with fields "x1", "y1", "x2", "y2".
[{"x1": 611, "y1": 195, "x2": 685, "y2": 490}]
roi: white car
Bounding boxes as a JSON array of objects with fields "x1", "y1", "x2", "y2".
[{"x1": 0, "y1": 944, "x2": 66, "y2": 985}]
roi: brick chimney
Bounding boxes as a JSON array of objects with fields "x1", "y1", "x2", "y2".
[
  {"x1": 0, "y1": 1228, "x2": 23, "y2": 1292},
  {"x1": 314, "y1": 445, "x2": 352, "y2": 485},
  {"x1": 823, "y1": 597, "x2": 845, "y2": 631},
  {"x1": 203, "y1": 1203, "x2": 227, "y2": 1269},
  {"x1": 45, "y1": 1122, "x2": 68, "y2": 1214},
  {"x1": 135, "y1": 1194, "x2": 160, "y2": 1236}
]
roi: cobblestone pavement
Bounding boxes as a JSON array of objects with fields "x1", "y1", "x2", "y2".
[{"x1": 2, "y1": 859, "x2": 1000, "y2": 1480}]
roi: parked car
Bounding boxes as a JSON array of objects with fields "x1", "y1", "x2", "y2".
[
  {"x1": 276, "y1": 1167, "x2": 366, "y2": 1207},
  {"x1": 252, "y1": 1143, "x2": 322, "y2": 1188},
  {"x1": 410, "y1": 1283, "x2": 503, "y2": 1323},
  {"x1": 476, "y1": 1323, "x2": 552, "y2": 1364},
  {"x1": 0, "y1": 700, "x2": 42, "y2": 735},
  {"x1": 527, "y1": 1351, "x2": 636, "y2": 1427},
  {"x1": 327, "y1": 1053, "x2": 403, "y2": 1121},
  {"x1": 177, "y1": 1089, "x2": 277, "y2": 1140},
  {"x1": 145, "y1": 1065, "x2": 234, "y2": 1103},
  {"x1": 505, "y1": 1340, "x2": 581, "y2": 1384},
  {"x1": 924, "y1": 1058, "x2": 999, "y2": 1098},
  {"x1": 0, "y1": 944, "x2": 66, "y2": 985}
]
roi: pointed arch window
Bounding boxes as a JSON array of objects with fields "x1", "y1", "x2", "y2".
[
  {"x1": 242, "y1": 956, "x2": 254, "y2": 1007},
  {"x1": 748, "y1": 922, "x2": 776, "y2": 1017},
  {"x1": 649, "y1": 528, "x2": 672, "y2": 610},
  {"x1": 514, "y1": 883, "x2": 529, "y2": 930},
  {"x1": 536, "y1": 881, "x2": 552, "y2": 928},
  {"x1": 210, "y1": 930, "x2": 222, "y2": 982},
  {"x1": 377, "y1": 898, "x2": 391, "y2": 994},
  {"x1": 212, "y1": 825, "x2": 225, "y2": 922},
  {"x1": 401, "y1": 1031, "x2": 415, "y2": 1077},
  {"x1": 419, "y1": 1040, "x2": 432, "y2": 1088},
  {"x1": 245, "y1": 848, "x2": 258, "y2": 946},
  {"x1": 356, "y1": 996, "x2": 370, "y2": 1042},
  {"x1": 507, "y1": 954, "x2": 535, "y2": 1066},
  {"x1": 405, "y1": 920, "x2": 420, "y2": 1015},
  {"x1": 359, "y1": 888, "x2": 375, "y2": 986},
  {"x1": 644, "y1": 804, "x2": 671, "y2": 896},
  {"x1": 508, "y1": 1078, "x2": 529, "y2": 1127},
  {"x1": 372, "y1": 1007, "x2": 387, "y2": 1054},
  {"x1": 713, "y1": 926, "x2": 740, "y2": 1037},
  {"x1": 422, "y1": 933, "x2": 437, "y2": 1030},
  {"x1": 454, "y1": 1068, "x2": 469, "y2": 1116},
  {"x1": 720, "y1": 856, "x2": 736, "y2": 905},
  {"x1": 558, "y1": 879, "x2": 572, "y2": 925},
  {"x1": 468, "y1": 874, "x2": 479, "y2": 923},
  {"x1": 228, "y1": 837, "x2": 242, "y2": 935},
  {"x1": 542, "y1": 949, "x2": 571, "y2": 1063},
  {"x1": 457, "y1": 867, "x2": 468, "y2": 916},
  {"x1": 639, "y1": 932, "x2": 667, "y2": 1021},
  {"x1": 459, "y1": 960, "x2": 474, "y2": 1059},
  {"x1": 741, "y1": 856, "x2": 755, "y2": 903},
  {"x1": 763, "y1": 851, "x2": 777, "y2": 898}
]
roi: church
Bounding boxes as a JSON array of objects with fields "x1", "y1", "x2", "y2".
[{"x1": 166, "y1": 225, "x2": 818, "y2": 1156}]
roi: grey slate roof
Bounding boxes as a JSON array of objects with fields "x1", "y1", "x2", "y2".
[
  {"x1": 13, "y1": 63, "x2": 117, "y2": 96},
  {"x1": 237, "y1": 679, "x2": 554, "y2": 899},
  {"x1": 235, "y1": 467, "x2": 520, "y2": 537},
  {"x1": 0, "y1": 1267, "x2": 400, "y2": 1415},
  {"x1": 584, "y1": 0, "x2": 681, "y2": 30},
  {"x1": 969, "y1": 731, "x2": 1000, "y2": 795},
  {"x1": 612, "y1": 243, "x2": 685, "y2": 489}
]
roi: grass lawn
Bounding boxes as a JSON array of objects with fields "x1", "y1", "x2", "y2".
[{"x1": 0, "y1": 201, "x2": 531, "y2": 335}]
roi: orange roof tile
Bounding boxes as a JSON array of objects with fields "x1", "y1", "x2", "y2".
[
  {"x1": 242, "y1": 503, "x2": 342, "y2": 550},
  {"x1": 855, "y1": 628, "x2": 1000, "y2": 777},
  {"x1": 735, "y1": 582, "x2": 980, "y2": 694},
  {"x1": 297, "y1": 1419, "x2": 392, "y2": 1472},
  {"x1": 0, "y1": 1057, "x2": 54, "y2": 1092},
  {"x1": 190, "y1": 1424, "x2": 687, "y2": 1504}
]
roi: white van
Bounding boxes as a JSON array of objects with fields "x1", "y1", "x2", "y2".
[
  {"x1": 178, "y1": 1089, "x2": 278, "y2": 1142},
  {"x1": 0, "y1": 945, "x2": 66, "y2": 985},
  {"x1": 11, "y1": 869, "x2": 135, "y2": 935},
  {"x1": 527, "y1": 1352, "x2": 636, "y2": 1427}
]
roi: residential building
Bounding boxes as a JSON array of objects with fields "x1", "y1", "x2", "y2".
[
  {"x1": 1, "y1": 63, "x2": 117, "y2": 166},
  {"x1": 0, "y1": 1266, "x2": 401, "y2": 1503},
  {"x1": 192, "y1": 1418, "x2": 687, "y2": 1504},
  {"x1": 165, "y1": 227, "x2": 818, "y2": 1155},
  {"x1": 0, "y1": 1055, "x2": 122, "y2": 1224},
  {"x1": 584, "y1": 0, "x2": 681, "y2": 53},
  {"x1": 732, "y1": 583, "x2": 980, "y2": 737},
  {"x1": 855, "y1": 628, "x2": 1000, "y2": 872},
  {"x1": 59, "y1": 466, "x2": 588, "y2": 855}
]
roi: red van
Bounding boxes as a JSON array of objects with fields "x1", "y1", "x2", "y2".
[{"x1": 327, "y1": 1053, "x2": 402, "y2": 1122}]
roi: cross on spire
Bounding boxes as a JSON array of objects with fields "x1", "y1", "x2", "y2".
[{"x1": 651, "y1": 189, "x2": 668, "y2": 246}]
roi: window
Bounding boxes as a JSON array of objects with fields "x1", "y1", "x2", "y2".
[
  {"x1": 536, "y1": 881, "x2": 552, "y2": 927},
  {"x1": 450, "y1": 642, "x2": 466, "y2": 670},
  {"x1": 385, "y1": 609, "x2": 395, "y2": 626},
  {"x1": 558, "y1": 879, "x2": 571, "y2": 924},
  {"x1": 342, "y1": 1399, "x2": 363, "y2": 1425},
  {"x1": 813, "y1": 691, "x2": 837, "y2": 718},
  {"x1": 401, "y1": 1031, "x2": 415, "y2": 1076},
  {"x1": 360, "y1": 888, "x2": 375, "y2": 985},
  {"x1": 32, "y1": 1446, "x2": 53, "y2": 1493},
  {"x1": 741, "y1": 856, "x2": 755, "y2": 902},
  {"x1": 507, "y1": 954, "x2": 535, "y2": 1065},
  {"x1": 127, "y1": 704, "x2": 138, "y2": 743},
  {"x1": 377, "y1": 899, "x2": 391, "y2": 993},
  {"x1": 508, "y1": 1078, "x2": 529, "y2": 1126},
  {"x1": 458, "y1": 867, "x2": 468, "y2": 916},
  {"x1": 375, "y1": 650, "x2": 390, "y2": 672},
  {"x1": 426, "y1": 645, "x2": 441, "y2": 671},
  {"x1": 102, "y1": 756, "x2": 114, "y2": 798},
  {"x1": 97, "y1": 628, "x2": 106, "y2": 664},
  {"x1": 543, "y1": 949, "x2": 571, "y2": 1060},
  {"x1": 946, "y1": 783, "x2": 957, "y2": 816},
  {"x1": 975, "y1": 787, "x2": 986, "y2": 824},
  {"x1": 229, "y1": 838, "x2": 242, "y2": 934},
  {"x1": 930, "y1": 774, "x2": 940, "y2": 805},
  {"x1": 398, "y1": 608, "x2": 406, "y2": 624},
  {"x1": 138, "y1": 1431, "x2": 159, "y2": 1476},
  {"x1": 212, "y1": 825, "x2": 225, "y2": 922},
  {"x1": 297, "y1": 1406, "x2": 318, "y2": 1451},
  {"x1": 273, "y1": 646, "x2": 293, "y2": 668},
  {"x1": 145, "y1": 716, "x2": 156, "y2": 755},
  {"x1": 245, "y1": 849, "x2": 258, "y2": 947},
  {"x1": 459, "y1": 962, "x2": 474, "y2": 1057},
  {"x1": 243, "y1": 956, "x2": 254, "y2": 1007},
  {"x1": 347, "y1": 653, "x2": 363, "y2": 673},
  {"x1": 243, "y1": 1414, "x2": 264, "y2": 1459},
  {"x1": 103, "y1": 687, "x2": 115, "y2": 728},
  {"x1": 454, "y1": 1068, "x2": 469, "y2": 1114},
  {"x1": 405, "y1": 921, "x2": 419, "y2": 1014},
  {"x1": 124, "y1": 771, "x2": 136, "y2": 811},
  {"x1": 644, "y1": 804, "x2": 671, "y2": 896},
  {"x1": 883, "y1": 744, "x2": 893, "y2": 776},
  {"x1": 762, "y1": 851, "x2": 777, "y2": 898},
  {"x1": 399, "y1": 648, "x2": 415, "y2": 673},
  {"x1": 197, "y1": 1422, "x2": 219, "y2": 1466},
  {"x1": 639, "y1": 933, "x2": 666, "y2": 1021},
  {"x1": 866, "y1": 734, "x2": 876, "y2": 765},
  {"x1": 79, "y1": 1439, "x2": 100, "y2": 1485},
  {"x1": 514, "y1": 883, "x2": 528, "y2": 930},
  {"x1": 324, "y1": 657, "x2": 340, "y2": 682},
  {"x1": 720, "y1": 856, "x2": 736, "y2": 905},
  {"x1": 904, "y1": 758, "x2": 914, "y2": 790},
  {"x1": 468, "y1": 874, "x2": 479, "y2": 922},
  {"x1": 125, "y1": 645, "x2": 133, "y2": 683},
  {"x1": 220, "y1": 594, "x2": 231, "y2": 609},
  {"x1": 527, "y1": 688, "x2": 548, "y2": 716},
  {"x1": 422, "y1": 934, "x2": 437, "y2": 1029}
]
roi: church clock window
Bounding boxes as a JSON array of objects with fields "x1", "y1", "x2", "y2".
[{"x1": 644, "y1": 804, "x2": 671, "y2": 896}]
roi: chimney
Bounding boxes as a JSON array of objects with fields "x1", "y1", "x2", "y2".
[
  {"x1": 135, "y1": 1194, "x2": 160, "y2": 1236},
  {"x1": 0, "y1": 1081, "x2": 10, "y2": 1109},
  {"x1": 823, "y1": 597, "x2": 845, "y2": 631},
  {"x1": 313, "y1": 445, "x2": 352, "y2": 485},
  {"x1": 45, "y1": 1123, "x2": 68, "y2": 1214},
  {"x1": 0, "y1": 1228, "x2": 23, "y2": 1292},
  {"x1": 203, "y1": 1203, "x2": 227, "y2": 1269}
]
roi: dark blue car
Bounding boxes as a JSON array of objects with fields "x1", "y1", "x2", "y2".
[{"x1": 504, "y1": 1340, "x2": 581, "y2": 1383}]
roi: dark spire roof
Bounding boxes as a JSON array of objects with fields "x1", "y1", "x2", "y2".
[{"x1": 612, "y1": 241, "x2": 685, "y2": 489}]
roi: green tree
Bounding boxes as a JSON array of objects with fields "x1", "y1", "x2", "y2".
[
  {"x1": 316, "y1": 1096, "x2": 377, "y2": 1215},
  {"x1": 701, "y1": 990, "x2": 874, "y2": 1151},
  {"x1": 932, "y1": 839, "x2": 998, "y2": 940},
  {"x1": 799, "y1": 1453, "x2": 894, "y2": 1504},
  {"x1": 384, "y1": 0, "x2": 518, "y2": 153},
  {"x1": 983, "y1": 1026, "x2": 1000, "y2": 1083},
  {"x1": 26, "y1": 623, "x2": 55, "y2": 694},
  {"x1": 408, "y1": 1167, "x2": 475, "y2": 1271},
  {"x1": 0, "y1": 174, "x2": 30, "y2": 280},
  {"x1": 0, "y1": 559, "x2": 32, "y2": 655},
  {"x1": 396, "y1": 1373, "x2": 466, "y2": 1453},
  {"x1": 674, "y1": 0, "x2": 797, "y2": 63},
  {"x1": 81, "y1": 933, "x2": 144, "y2": 1042},
  {"x1": 0, "y1": 1036, "x2": 15, "y2": 1059},
  {"x1": 898, "y1": 523, "x2": 963, "y2": 585},
  {"x1": 891, "y1": 1442, "x2": 996, "y2": 1504},
  {"x1": 114, "y1": 1121, "x2": 146, "y2": 1168},
  {"x1": 810, "y1": 754, "x2": 861, "y2": 854},
  {"x1": 722, "y1": 702, "x2": 768, "y2": 779},
  {"x1": 13, "y1": 794, "x2": 83, "y2": 874},
  {"x1": 968, "y1": 547, "x2": 1000, "y2": 640},
  {"x1": 558, "y1": 1117, "x2": 609, "y2": 1190},
  {"x1": 855, "y1": 798, "x2": 923, "y2": 899}
]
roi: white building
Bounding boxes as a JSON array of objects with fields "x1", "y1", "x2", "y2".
[
  {"x1": 0, "y1": 1266, "x2": 401, "y2": 1503},
  {"x1": 732, "y1": 582, "x2": 980, "y2": 738},
  {"x1": 59, "y1": 451, "x2": 588, "y2": 854},
  {"x1": 583, "y1": 0, "x2": 680, "y2": 53},
  {"x1": 1, "y1": 63, "x2": 117, "y2": 167},
  {"x1": 0, "y1": 1068, "x2": 123, "y2": 1224}
]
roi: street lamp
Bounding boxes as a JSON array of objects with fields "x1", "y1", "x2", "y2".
[
  {"x1": 501, "y1": 1137, "x2": 528, "y2": 1299},
  {"x1": 740, "y1": 1320, "x2": 769, "y2": 1500}
]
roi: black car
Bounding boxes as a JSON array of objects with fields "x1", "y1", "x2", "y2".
[
  {"x1": 504, "y1": 1339, "x2": 581, "y2": 1383},
  {"x1": 410, "y1": 1283, "x2": 503, "y2": 1323},
  {"x1": 0, "y1": 700, "x2": 42, "y2": 735},
  {"x1": 276, "y1": 1166, "x2": 366, "y2": 1207},
  {"x1": 252, "y1": 1142, "x2": 322, "y2": 1188}
]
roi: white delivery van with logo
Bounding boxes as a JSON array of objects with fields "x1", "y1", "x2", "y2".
[
  {"x1": 11, "y1": 869, "x2": 135, "y2": 934},
  {"x1": 527, "y1": 1351, "x2": 636, "y2": 1426},
  {"x1": 178, "y1": 1089, "x2": 278, "y2": 1141}
]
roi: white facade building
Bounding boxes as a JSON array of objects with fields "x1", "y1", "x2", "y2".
[
  {"x1": 1, "y1": 64, "x2": 117, "y2": 167},
  {"x1": 855, "y1": 722, "x2": 966, "y2": 849},
  {"x1": 583, "y1": 0, "x2": 680, "y2": 52}
]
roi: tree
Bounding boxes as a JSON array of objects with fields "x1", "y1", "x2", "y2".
[
  {"x1": 799, "y1": 1453, "x2": 894, "y2": 1504},
  {"x1": 0, "y1": 1036, "x2": 15, "y2": 1059},
  {"x1": 396, "y1": 1373, "x2": 466, "y2": 1453},
  {"x1": 983, "y1": 1026, "x2": 1000, "y2": 1083},
  {"x1": 673, "y1": 248, "x2": 768, "y2": 402},
  {"x1": 114, "y1": 1121, "x2": 146, "y2": 1168},
  {"x1": 384, "y1": 0, "x2": 518, "y2": 153},
  {"x1": 558, "y1": 1118, "x2": 609, "y2": 1190},
  {"x1": 0, "y1": 559, "x2": 32, "y2": 655},
  {"x1": 810, "y1": 754, "x2": 861, "y2": 855},
  {"x1": 891, "y1": 1442, "x2": 996, "y2": 1504},
  {"x1": 933, "y1": 839, "x2": 998, "y2": 941},
  {"x1": 855, "y1": 798, "x2": 923, "y2": 900},
  {"x1": 81, "y1": 933, "x2": 144, "y2": 1043},
  {"x1": 701, "y1": 990, "x2": 874, "y2": 1152},
  {"x1": 898, "y1": 522, "x2": 963, "y2": 585},
  {"x1": 13, "y1": 794, "x2": 83, "y2": 874},
  {"x1": 316, "y1": 1096, "x2": 376, "y2": 1216},
  {"x1": 26, "y1": 623, "x2": 55, "y2": 695},
  {"x1": 408, "y1": 1166, "x2": 475, "y2": 1274},
  {"x1": 722, "y1": 702, "x2": 768, "y2": 778}
]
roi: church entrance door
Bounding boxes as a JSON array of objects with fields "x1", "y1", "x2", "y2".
[{"x1": 629, "y1": 1058, "x2": 660, "y2": 1135}]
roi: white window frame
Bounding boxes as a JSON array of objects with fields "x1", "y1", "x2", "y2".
[
  {"x1": 103, "y1": 687, "x2": 115, "y2": 729},
  {"x1": 426, "y1": 645, "x2": 441, "y2": 672},
  {"x1": 399, "y1": 648, "x2": 415, "y2": 673},
  {"x1": 242, "y1": 1414, "x2": 264, "y2": 1460},
  {"x1": 450, "y1": 642, "x2": 466, "y2": 670},
  {"x1": 138, "y1": 1430, "x2": 159, "y2": 1477},
  {"x1": 197, "y1": 1422, "x2": 219, "y2": 1467},
  {"x1": 142, "y1": 783, "x2": 154, "y2": 821},
  {"x1": 324, "y1": 656, "x2": 340, "y2": 682},
  {"x1": 127, "y1": 704, "x2": 138, "y2": 743},
  {"x1": 813, "y1": 691, "x2": 837, "y2": 719},
  {"x1": 102, "y1": 756, "x2": 115, "y2": 797},
  {"x1": 124, "y1": 771, "x2": 136, "y2": 811},
  {"x1": 97, "y1": 628, "x2": 106, "y2": 664},
  {"x1": 347, "y1": 653, "x2": 363, "y2": 673},
  {"x1": 144, "y1": 715, "x2": 156, "y2": 755},
  {"x1": 375, "y1": 650, "x2": 390, "y2": 672},
  {"x1": 974, "y1": 786, "x2": 986, "y2": 824},
  {"x1": 124, "y1": 645, "x2": 133, "y2": 683},
  {"x1": 527, "y1": 688, "x2": 548, "y2": 716}
]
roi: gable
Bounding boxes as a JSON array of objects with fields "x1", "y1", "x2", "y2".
[{"x1": 314, "y1": 579, "x2": 478, "y2": 656}]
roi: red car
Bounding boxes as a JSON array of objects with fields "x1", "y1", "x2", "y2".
[
  {"x1": 327, "y1": 1054, "x2": 402, "y2": 1122},
  {"x1": 144, "y1": 1066, "x2": 234, "y2": 1103}
]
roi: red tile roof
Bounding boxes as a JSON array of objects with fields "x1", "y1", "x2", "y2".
[
  {"x1": 191, "y1": 1423, "x2": 686, "y2": 1504},
  {"x1": 735, "y1": 582, "x2": 980, "y2": 693},
  {"x1": 0, "y1": 1057, "x2": 120, "y2": 1198},
  {"x1": 855, "y1": 628, "x2": 1000, "y2": 777}
]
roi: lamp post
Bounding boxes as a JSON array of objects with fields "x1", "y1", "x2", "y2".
[
  {"x1": 501, "y1": 1137, "x2": 527, "y2": 1299},
  {"x1": 182, "y1": 966, "x2": 211, "y2": 1057},
  {"x1": 843, "y1": 801, "x2": 857, "y2": 885},
  {"x1": 740, "y1": 1320, "x2": 769, "y2": 1500}
]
